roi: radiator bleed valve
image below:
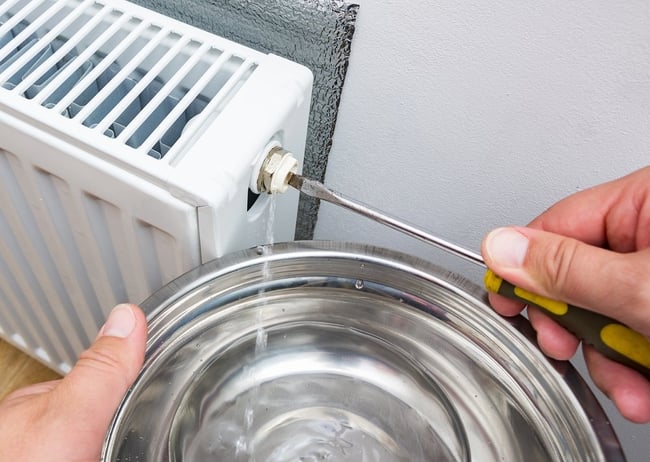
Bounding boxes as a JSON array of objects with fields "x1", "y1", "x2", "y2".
[{"x1": 256, "y1": 146, "x2": 299, "y2": 194}]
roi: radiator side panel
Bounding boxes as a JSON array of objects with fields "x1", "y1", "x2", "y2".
[{"x1": 0, "y1": 125, "x2": 200, "y2": 373}]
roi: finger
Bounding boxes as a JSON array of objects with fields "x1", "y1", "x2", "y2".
[
  {"x1": 527, "y1": 306, "x2": 580, "y2": 360},
  {"x1": 584, "y1": 345, "x2": 650, "y2": 424},
  {"x1": 487, "y1": 292, "x2": 525, "y2": 317},
  {"x1": 481, "y1": 226, "x2": 650, "y2": 334},
  {"x1": 528, "y1": 167, "x2": 650, "y2": 251},
  {"x1": 53, "y1": 304, "x2": 147, "y2": 434},
  {"x1": 529, "y1": 187, "x2": 614, "y2": 246},
  {"x1": 488, "y1": 289, "x2": 580, "y2": 359}
]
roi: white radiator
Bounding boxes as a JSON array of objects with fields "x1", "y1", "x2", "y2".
[{"x1": 0, "y1": 0, "x2": 313, "y2": 374}]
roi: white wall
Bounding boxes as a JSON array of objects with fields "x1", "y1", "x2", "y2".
[{"x1": 314, "y1": 0, "x2": 650, "y2": 459}]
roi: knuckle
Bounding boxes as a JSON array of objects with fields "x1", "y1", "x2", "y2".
[
  {"x1": 76, "y1": 343, "x2": 128, "y2": 386},
  {"x1": 612, "y1": 255, "x2": 650, "y2": 333},
  {"x1": 617, "y1": 263, "x2": 644, "y2": 301},
  {"x1": 539, "y1": 237, "x2": 580, "y2": 295}
]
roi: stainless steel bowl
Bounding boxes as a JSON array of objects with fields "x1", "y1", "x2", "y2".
[{"x1": 102, "y1": 241, "x2": 624, "y2": 461}]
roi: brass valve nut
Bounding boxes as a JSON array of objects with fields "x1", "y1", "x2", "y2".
[{"x1": 256, "y1": 146, "x2": 299, "y2": 194}]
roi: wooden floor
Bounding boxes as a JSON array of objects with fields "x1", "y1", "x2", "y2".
[{"x1": 0, "y1": 339, "x2": 61, "y2": 401}]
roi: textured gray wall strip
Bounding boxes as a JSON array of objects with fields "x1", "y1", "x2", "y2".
[{"x1": 129, "y1": 0, "x2": 359, "y2": 240}]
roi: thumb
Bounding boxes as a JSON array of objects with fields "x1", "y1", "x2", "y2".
[
  {"x1": 53, "y1": 304, "x2": 147, "y2": 433},
  {"x1": 482, "y1": 226, "x2": 650, "y2": 335}
]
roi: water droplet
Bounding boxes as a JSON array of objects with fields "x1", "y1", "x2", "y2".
[
  {"x1": 255, "y1": 328, "x2": 268, "y2": 352},
  {"x1": 235, "y1": 436, "x2": 248, "y2": 455},
  {"x1": 354, "y1": 280, "x2": 364, "y2": 290},
  {"x1": 245, "y1": 408, "x2": 254, "y2": 429}
]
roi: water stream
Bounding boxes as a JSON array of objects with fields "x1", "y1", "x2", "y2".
[{"x1": 235, "y1": 196, "x2": 276, "y2": 461}]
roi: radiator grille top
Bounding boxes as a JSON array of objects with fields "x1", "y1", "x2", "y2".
[{"x1": 0, "y1": 0, "x2": 262, "y2": 161}]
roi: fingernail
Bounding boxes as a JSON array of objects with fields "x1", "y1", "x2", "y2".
[
  {"x1": 485, "y1": 227, "x2": 529, "y2": 268},
  {"x1": 102, "y1": 304, "x2": 136, "y2": 338}
]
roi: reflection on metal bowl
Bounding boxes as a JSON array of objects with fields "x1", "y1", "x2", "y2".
[{"x1": 102, "y1": 241, "x2": 624, "y2": 461}]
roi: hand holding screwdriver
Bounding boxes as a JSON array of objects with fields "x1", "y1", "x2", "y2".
[{"x1": 481, "y1": 167, "x2": 650, "y2": 424}]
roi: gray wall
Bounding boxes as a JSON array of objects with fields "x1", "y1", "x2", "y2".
[{"x1": 315, "y1": 0, "x2": 650, "y2": 460}]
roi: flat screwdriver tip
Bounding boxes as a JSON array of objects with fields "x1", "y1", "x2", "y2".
[{"x1": 287, "y1": 172, "x2": 303, "y2": 190}]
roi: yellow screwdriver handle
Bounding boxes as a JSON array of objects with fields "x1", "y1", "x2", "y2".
[{"x1": 484, "y1": 269, "x2": 650, "y2": 379}]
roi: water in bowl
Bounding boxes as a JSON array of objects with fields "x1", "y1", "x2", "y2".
[{"x1": 170, "y1": 324, "x2": 467, "y2": 461}]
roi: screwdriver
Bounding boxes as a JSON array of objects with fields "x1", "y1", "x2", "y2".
[{"x1": 288, "y1": 173, "x2": 650, "y2": 379}]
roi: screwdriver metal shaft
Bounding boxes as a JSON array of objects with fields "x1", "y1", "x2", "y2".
[{"x1": 288, "y1": 173, "x2": 485, "y2": 267}]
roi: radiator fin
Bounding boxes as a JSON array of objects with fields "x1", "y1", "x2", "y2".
[
  {"x1": 0, "y1": 0, "x2": 256, "y2": 161},
  {"x1": 34, "y1": 170, "x2": 105, "y2": 329},
  {"x1": 81, "y1": 194, "x2": 130, "y2": 306}
]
